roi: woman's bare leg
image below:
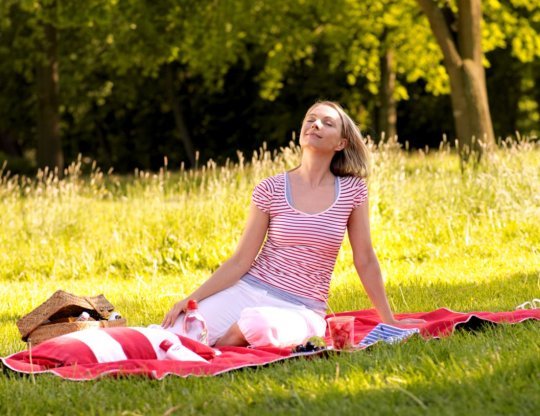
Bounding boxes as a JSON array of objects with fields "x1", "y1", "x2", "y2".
[{"x1": 214, "y1": 322, "x2": 248, "y2": 347}]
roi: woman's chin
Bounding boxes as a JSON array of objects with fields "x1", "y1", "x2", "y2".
[
  {"x1": 301, "y1": 139, "x2": 332, "y2": 150},
  {"x1": 301, "y1": 137, "x2": 323, "y2": 148}
]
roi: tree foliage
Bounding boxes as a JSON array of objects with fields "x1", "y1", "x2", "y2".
[{"x1": 0, "y1": 0, "x2": 539, "y2": 172}]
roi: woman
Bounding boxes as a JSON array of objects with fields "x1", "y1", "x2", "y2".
[{"x1": 162, "y1": 101, "x2": 424, "y2": 347}]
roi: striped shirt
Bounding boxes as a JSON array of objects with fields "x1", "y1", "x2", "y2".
[{"x1": 247, "y1": 172, "x2": 368, "y2": 304}]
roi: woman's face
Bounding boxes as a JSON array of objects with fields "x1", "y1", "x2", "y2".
[{"x1": 300, "y1": 104, "x2": 346, "y2": 153}]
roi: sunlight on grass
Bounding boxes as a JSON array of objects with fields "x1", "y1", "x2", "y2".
[{"x1": 0, "y1": 139, "x2": 539, "y2": 415}]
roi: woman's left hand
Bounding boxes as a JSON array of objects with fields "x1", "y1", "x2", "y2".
[{"x1": 386, "y1": 317, "x2": 427, "y2": 326}]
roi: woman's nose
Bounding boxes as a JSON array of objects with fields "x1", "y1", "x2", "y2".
[{"x1": 311, "y1": 119, "x2": 322, "y2": 129}]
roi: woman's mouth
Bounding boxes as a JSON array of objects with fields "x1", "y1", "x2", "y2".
[{"x1": 305, "y1": 131, "x2": 322, "y2": 139}]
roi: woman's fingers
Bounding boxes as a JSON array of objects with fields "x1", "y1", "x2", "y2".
[
  {"x1": 161, "y1": 311, "x2": 172, "y2": 328},
  {"x1": 398, "y1": 318, "x2": 427, "y2": 325},
  {"x1": 162, "y1": 300, "x2": 187, "y2": 328},
  {"x1": 163, "y1": 310, "x2": 178, "y2": 328},
  {"x1": 386, "y1": 317, "x2": 426, "y2": 326},
  {"x1": 162, "y1": 305, "x2": 180, "y2": 328}
]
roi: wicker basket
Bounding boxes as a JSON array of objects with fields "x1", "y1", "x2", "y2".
[
  {"x1": 26, "y1": 318, "x2": 127, "y2": 345},
  {"x1": 17, "y1": 290, "x2": 127, "y2": 345}
]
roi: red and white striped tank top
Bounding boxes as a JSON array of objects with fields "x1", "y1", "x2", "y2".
[{"x1": 247, "y1": 172, "x2": 368, "y2": 303}]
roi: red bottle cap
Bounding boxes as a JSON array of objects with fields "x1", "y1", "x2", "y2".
[
  {"x1": 187, "y1": 299, "x2": 198, "y2": 310},
  {"x1": 159, "y1": 340, "x2": 173, "y2": 351}
]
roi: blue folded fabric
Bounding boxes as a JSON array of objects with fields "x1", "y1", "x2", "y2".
[{"x1": 358, "y1": 324, "x2": 420, "y2": 348}]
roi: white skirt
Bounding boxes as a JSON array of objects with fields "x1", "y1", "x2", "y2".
[{"x1": 164, "y1": 280, "x2": 327, "y2": 348}]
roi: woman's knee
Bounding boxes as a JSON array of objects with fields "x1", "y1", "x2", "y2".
[{"x1": 238, "y1": 307, "x2": 323, "y2": 348}]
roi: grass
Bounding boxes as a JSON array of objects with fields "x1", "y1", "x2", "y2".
[{"x1": 0, "y1": 139, "x2": 539, "y2": 415}]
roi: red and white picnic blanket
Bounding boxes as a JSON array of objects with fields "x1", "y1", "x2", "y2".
[{"x1": 2, "y1": 307, "x2": 538, "y2": 381}]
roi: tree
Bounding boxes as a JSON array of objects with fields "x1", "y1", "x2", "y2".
[
  {"x1": 310, "y1": 0, "x2": 447, "y2": 140},
  {"x1": 378, "y1": 33, "x2": 397, "y2": 140},
  {"x1": 35, "y1": 1, "x2": 62, "y2": 171},
  {"x1": 482, "y1": 0, "x2": 540, "y2": 139},
  {"x1": 1, "y1": 0, "x2": 539, "y2": 172},
  {"x1": 247, "y1": 0, "x2": 539, "y2": 149},
  {"x1": 0, "y1": 0, "x2": 116, "y2": 172},
  {"x1": 415, "y1": 0, "x2": 495, "y2": 160},
  {"x1": 1, "y1": 0, "x2": 65, "y2": 171}
]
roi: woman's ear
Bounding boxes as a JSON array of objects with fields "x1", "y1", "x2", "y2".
[{"x1": 335, "y1": 138, "x2": 347, "y2": 151}]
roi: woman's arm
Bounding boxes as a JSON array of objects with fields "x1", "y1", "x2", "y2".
[
  {"x1": 162, "y1": 203, "x2": 269, "y2": 327},
  {"x1": 347, "y1": 198, "x2": 423, "y2": 325}
]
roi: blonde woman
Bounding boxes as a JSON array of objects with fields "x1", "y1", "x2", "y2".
[{"x1": 162, "y1": 101, "x2": 424, "y2": 347}]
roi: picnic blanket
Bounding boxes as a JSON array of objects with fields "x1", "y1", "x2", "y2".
[{"x1": 2, "y1": 307, "x2": 539, "y2": 381}]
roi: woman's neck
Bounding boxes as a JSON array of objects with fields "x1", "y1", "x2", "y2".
[{"x1": 291, "y1": 153, "x2": 334, "y2": 188}]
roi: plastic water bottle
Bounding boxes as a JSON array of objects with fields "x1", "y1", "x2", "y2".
[{"x1": 183, "y1": 299, "x2": 208, "y2": 345}]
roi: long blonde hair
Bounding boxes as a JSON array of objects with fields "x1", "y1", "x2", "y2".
[{"x1": 304, "y1": 101, "x2": 370, "y2": 178}]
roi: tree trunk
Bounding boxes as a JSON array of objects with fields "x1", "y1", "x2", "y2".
[
  {"x1": 457, "y1": 0, "x2": 494, "y2": 160},
  {"x1": 416, "y1": 0, "x2": 495, "y2": 161},
  {"x1": 378, "y1": 48, "x2": 397, "y2": 141},
  {"x1": 36, "y1": 19, "x2": 63, "y2": 172},
  {"x1": 165, "y1": 66, "x2": 196, "y2": 167}
]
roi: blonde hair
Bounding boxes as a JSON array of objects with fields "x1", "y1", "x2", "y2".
[{"x1": 304, "y1": 101, "x2": 370, "y2": 178}]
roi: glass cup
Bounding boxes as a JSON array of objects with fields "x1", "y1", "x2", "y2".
[{"x1": 327, "y1": 316, "x2": 355, "y2": 350}]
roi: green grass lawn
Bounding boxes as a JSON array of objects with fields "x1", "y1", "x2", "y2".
[{"x1": 0, "y1": 141, "x2": 539, "y2": 415}]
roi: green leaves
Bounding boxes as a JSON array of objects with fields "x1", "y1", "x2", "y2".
[
  {"x1": 0, "y1": 0, "x2": 539, "y2": 171},
  {"x1": 484, "y1": 0, "x2": 540, "y2": 62}
]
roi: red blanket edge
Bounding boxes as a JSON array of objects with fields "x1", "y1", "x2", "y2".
[{"x1": 2, "y1": 307, "x2": 539, "y2": 380}]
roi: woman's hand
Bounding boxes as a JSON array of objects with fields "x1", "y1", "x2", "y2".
[
  {"x1": 162, "y1": 299, "x2": 189, "y2": 328},
  {"x1": 385, "y1": 317, "x2": 427, "y2": 326}
]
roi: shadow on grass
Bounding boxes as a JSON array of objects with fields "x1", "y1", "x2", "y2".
[
  {"x1": 0, "y1": 322, "x2": 538, "y2": 416},
  {"x1": 225, "y1": 323, "x2": 540, "y2": 416},
  {"x1": 248, "y1": 356, "x2": 540, "y2": 416}
]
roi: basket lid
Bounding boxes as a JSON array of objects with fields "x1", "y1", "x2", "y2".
[{"x1": 16, "y1": 290, "x2": 116, "y2": 341}]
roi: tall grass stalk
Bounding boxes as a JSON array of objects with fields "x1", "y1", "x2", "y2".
[{"x1": 0, "y1": 139, "x2": 539, "y2": 415}]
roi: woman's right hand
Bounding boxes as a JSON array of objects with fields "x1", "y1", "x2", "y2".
[{"x1": 161, "y1": 299, "x2": 189, "y2": 328}]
